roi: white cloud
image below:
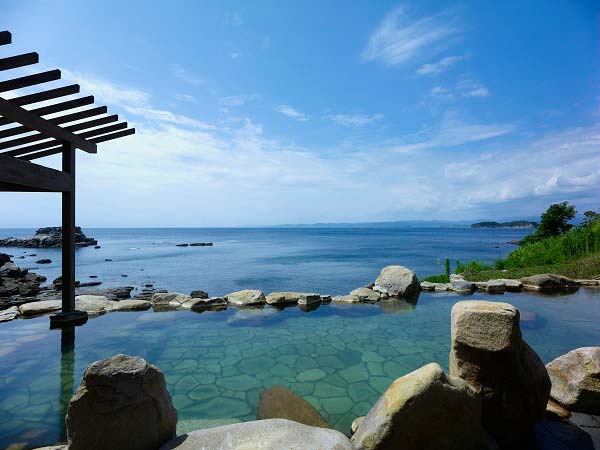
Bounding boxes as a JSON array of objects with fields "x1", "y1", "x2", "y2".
[
  {"x1": 275, "y1": 105, "x2": 308, "y2": 121},
  {"x1": 417, "y1": 55, "x2": 464, "y2": 75},
  {"x1": 325, "y1": 113, "x2": 384, "y2": 128},
  {"x1": 390, "y1": 112, "x2": 515, "y2": 153},
  {"x1": 220, "y1": 94, "x2": 260, "y2": 107},
  {"x1": 427, "y1": 86, "x2": 453, "y2": 100},
  {"x1": 362, "y1": 7, "x2": 460, "y2": 66},
  {"x1": 171, "y1": 65, "x2": 204, "y2": 86},
  {"x1": 174, "y1": 94, "x2": 197, "y2": 103},
  {"x1": 5, "y1": 70, "x2": 597, "y2": 226},
  {"x1": 457, "y1": 78, "x2": 490, "y2": 97}
]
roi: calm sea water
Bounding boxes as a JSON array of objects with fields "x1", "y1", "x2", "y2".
[
  {"x1": 2, "y1": 227, "x2": 599, "y2": 449},
  {"x1": 1, "y1": 227, "x2": 531, "y2": 295}
]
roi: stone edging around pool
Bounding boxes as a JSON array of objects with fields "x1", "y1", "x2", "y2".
[{"x1": 2, "y1": 264, "x2": 599, "y2": 323}]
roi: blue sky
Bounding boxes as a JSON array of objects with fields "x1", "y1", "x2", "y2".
[{"x1": 1, "y1": 0, "x2": 598, "y2": 226}]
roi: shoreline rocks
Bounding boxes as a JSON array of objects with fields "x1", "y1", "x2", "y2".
[
  {"x1": 0, "y1": 226, "x2": 97, "y2": 248},
  {"x1": 521, "y1": 274, "x2": 580, "y2": 292}
]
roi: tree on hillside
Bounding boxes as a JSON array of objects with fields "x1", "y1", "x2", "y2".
[
  {"x1": 582, "y1": 210, "x2": 600, "y2": 226},
  {"x1": 520, "y1": 201, "x2": 576, "y2": 245}
]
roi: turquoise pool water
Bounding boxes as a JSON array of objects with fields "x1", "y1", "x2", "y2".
[{"x1": 1, "y1": 289, "x2": 599, "y2": 449}]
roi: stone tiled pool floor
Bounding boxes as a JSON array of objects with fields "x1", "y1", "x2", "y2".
[{"x1": 1, "y1": 289, "x2": 599, "y2": 449}]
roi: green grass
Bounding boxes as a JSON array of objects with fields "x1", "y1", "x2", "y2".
[
  {"x1": 422, "y1": 274, "x2": 450, "y2": 283},
  {"x1": 426, "y1": 220, "x2": 600, "y2": 282},
  {"x1": 457, "y1": 252, "x2": 600, "y2": 281}
]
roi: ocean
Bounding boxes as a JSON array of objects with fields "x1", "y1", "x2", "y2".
[{"x1": 0, "y1": 226, "x2": 531, "y2": 295}]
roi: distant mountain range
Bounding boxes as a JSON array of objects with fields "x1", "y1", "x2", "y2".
[
  {"x1": 275, "y1": 219, "x2": 538, "y2": 229},
  {"x1": 470, "y1": 221, "x2": 538, "y2": 229}
]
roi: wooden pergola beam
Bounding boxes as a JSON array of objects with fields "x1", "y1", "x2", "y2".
[
  {"x1": 0, "y1": 154, "x2": 73, "y2": 192},
  {"x1": 0, "y1": 69, "x2": 61, "y2": 93},
  {"x1": 0, "y1": 114, "x2": 119, "y2": 151},
  {"x1": 0, "y1": 31, "x2": 11, "y2": 45},
  {"x1": 0, "y1": 52, "x2": 39, "y2": 71},
  {"x1": 0, "y1": 97, "x2": 97, "y2": 153},
  {"x1": 0, "y1": 105, "x2": 108, "y2": 140},
  {"x1": 18, "y1": 124, "x2": 131, "y2": 160},
  {"x1": 0, "y1": 95, "x2": 95, "y2": 127},
  {"x1": 9, "y1": 84, "x2": 80, "y2": 106}
]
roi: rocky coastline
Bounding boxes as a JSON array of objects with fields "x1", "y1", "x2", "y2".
[{"x1": 0, "y1": 227, "x2": 97, "y2": 248}]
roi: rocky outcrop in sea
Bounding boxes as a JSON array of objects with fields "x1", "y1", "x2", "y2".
[
  {"x1": 0, "y1": 226, "x2": 97, "y2": 248},
  {"x1": 0, "y1": 253, "x2": 46, "y2": 311}
]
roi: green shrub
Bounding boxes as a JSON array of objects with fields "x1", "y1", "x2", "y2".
[{"x1": 423, "y1": 274, "x2": 450, "y2": 283}]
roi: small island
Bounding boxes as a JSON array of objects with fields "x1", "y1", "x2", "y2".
[
  {"x1": 0, "y1": 226, "x2": 97, "y2": 248},
  {"x1": 470, "y1": 221, "x2": 538, "y2": 229}
]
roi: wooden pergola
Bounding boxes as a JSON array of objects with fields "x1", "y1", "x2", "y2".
[{"x1": 0, "y1": 31, "x2": 135, "y2": 326}]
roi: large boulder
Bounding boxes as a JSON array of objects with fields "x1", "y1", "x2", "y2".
[
  {"x1": 546, "y1": 347, "x2": 600, "y2": 414},
  {"x1": 449, "y1": 300, "x2": 551, "y2": 443},
  {"x1": 190, "y1": 297, "x2": 227, "y2": 312},
  {"x1": 521, "y1": 274, "x2": 579, "y2": 292},
  {"x1": 159, "y1": 419, "x2": 353, "y2": 450},
  {"x1": 372, "y1": 265, "x2": 420, "y2": 299},
  {"x1": 225, "y1": 289, "x2": 266, "y2": 307},
  {"x1": 66, "y1": 354, "x2": 177, "y2": 450},
  {"x1": 351, "y1": 362, "x2": 483, "y2": 450},
  {"x1": 257, "y1": 385, "x2": 329, "y2": 428}
]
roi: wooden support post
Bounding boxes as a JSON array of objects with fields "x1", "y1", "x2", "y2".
[{"x1": 61, "y1": 141, "x2": 76, "y2": 313}]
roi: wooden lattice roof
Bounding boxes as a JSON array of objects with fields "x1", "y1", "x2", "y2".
[{"x1": 0, "y1": 30, "x2": 135, "y2": 192}]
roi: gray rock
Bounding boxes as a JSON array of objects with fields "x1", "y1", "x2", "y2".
[
  {"x1": 151, "y1": 292, "x2": 195, "y2": 311},
  {"x1": 190, "y1": 290, "x2": 208, "y2": 299},
  {"x1": 497, "y1": 278, "x2": 523, "y2": 292},
  {"x1": 107, "y1": 299, "x2": 152, "y2": 312},
  {"x1": 478, "y1": 280, "x2": 506, "y2": 294},
  {"x1": 372, "y1": 265, "x2": 420, "y2": 298},
  {"x1": 159, "y1": 419, "x2": 353, "y2": 450},
  {"x1": 521, "y1": 274, "x2": 580, "y2": 292},
  {"x1": 450, "y1": 274, "x2": 464, "y2": 282},
  {"x1": 0, "y1": 305, "x2": 19, "y2": 322},
  {"x1": 420, "y1": 281, "x2": 436, "y2": 291},
  {"x1": 449, "y1": 300, "x2": 551, "y2": 444},
  {"x1": 332, "y1": 294, "x2": 362, "y2": 304},
  {"x1": 190, "y1": 297, "x2": 227, "y2": 312},
  {"x1": 320, "y1": 295, "x2": 332, "y2": 303},
  {"x1": 225, "y1": 289, "x2": 266, "y2": 307},
  {"x1": 349, "y1": 288, "x2": 380, "y2": 302},
  {"x1": 297, "y1": 293, "x2": 322, "y2": 306},
  {"x1": 75, "y1": 295, "x2": 112, "y2": 315},
  {"x1": 0, "y1": 226, "x2": 97, "y2": 248},
  {"x1": 265, "y1": 292, "x2": 304, "y2": 306},
  {"x1": 450, "y1": 280, "x2": 475, "y2": 294},
  {"x1": 18, "y1": 299, "x2": 62, "y2": 316},
  {"x1": 351, "y1": 362, "x2": 484, "y2": 450},
  {"x1": 546, "y1": 347, "x2": 600, "y2": 414},
  {"x1": 67, "y1": 354, "x2": 177, "y2": 450}
]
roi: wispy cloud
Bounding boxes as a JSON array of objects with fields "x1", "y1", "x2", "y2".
[
  {"x1": 390, "y1": 112, "x2": 515, "y2": 153},
  {"x1": 362, "y1": 7, "x2": 460, "y2": 67},
  {"x1": 427, "y1": 86, "x2": 454, "y2": 100},
  {"x1": 457, "y1": 77, "x2": 490, "y2": 97},
  {"x1": 174, "y1": 94, "x2": 197, "y2": 103},
  {"x1": 275, "y1": 105, "x2": 308, "y2": 121},
  {"x1": 171, "y1": 65, "x2": 204, "y2": 86},
  {"x1": 220, "y1": 93, "x2": 260, "y2": 107},
  {"x1": 417, "y1": 55, "x2": 464, "y2": 75},
  {"x1": 325, "y1": 113, "x2": 384, "y2": 128}
]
